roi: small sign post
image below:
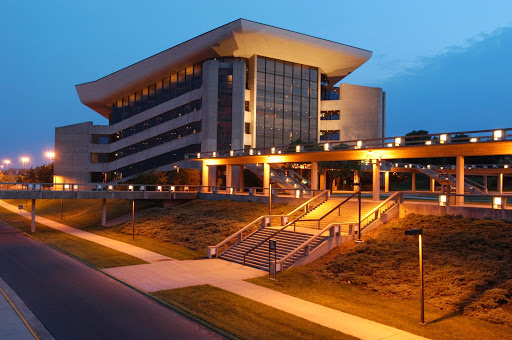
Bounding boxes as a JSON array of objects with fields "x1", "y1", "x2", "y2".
[
  {"x1": 18, "y1": 205, "x2": 23, "y2": 226},
  {"x1": 269, "y1": 239, "x2": 277, "y2": 280}
]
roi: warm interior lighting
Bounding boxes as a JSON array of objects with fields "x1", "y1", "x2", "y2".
[
  {"x1": 230, "y1": 150, "x2": 234, "y2": 157},
  {"x1": 470, "y1": 137, "x2": 478, "y2": 143},
  {"x1": 439, "y1": 195, "x2": 447, "y2": 206},
  {"x1": 296, "y1": 145, "x2": 301, "y2": 153},
  {"x1": 394, "y1": 137, "x2": 402, "y2": 146},
  {"x1": 324, "y1": 143, "x2": 330, "y2": 151},
  {"x1": 157, "y1": 186, "x2": 162, "y2": 191},
  {"x1": 494, "y1": 130, "x2": 503, "y2": 140},
  {"x1": 493, "y1": 197, "x2": 503, "y2": 209}
]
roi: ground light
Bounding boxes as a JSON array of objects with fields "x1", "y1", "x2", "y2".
[{"x1": 404, "y1": 228, "x2": 426, "y2": 325}]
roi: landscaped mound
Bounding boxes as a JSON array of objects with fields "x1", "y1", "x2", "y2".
[
  {"x1": 117, "y1": 200, "x2": 293, "y2": 253},
  {"x1": 321, "y1": 214, "x2": 512, "y2": 326}
]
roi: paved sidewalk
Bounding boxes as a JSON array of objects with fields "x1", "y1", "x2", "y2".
[
  {"x1": 0, "y1": 287, "x2": 34, "y2": 340},
  {"x1": 0, "y1": 200, "x2": 170, "y2": 262},
  {"x1": 0, "y1": 199, "x2": 426, "y2": 340}
]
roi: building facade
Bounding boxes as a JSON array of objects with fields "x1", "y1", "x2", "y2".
[{"x1": 54, "y1": 19, "x2": 385, "y2": 184}]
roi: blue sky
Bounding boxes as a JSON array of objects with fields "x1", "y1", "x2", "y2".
[{"x1": 1, "y1": 0, "x2": 511, "y2": 166}]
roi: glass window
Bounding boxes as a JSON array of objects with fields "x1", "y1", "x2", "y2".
[
  {"x1": 257, "y1": 57, "x2": 266, "y2": 72},
  {"x1": 266, "y1": 58, "x2": 275, "y2": 74},
  {"x1": 302, "y1": 66, "x2": 310, "y2": 81}
]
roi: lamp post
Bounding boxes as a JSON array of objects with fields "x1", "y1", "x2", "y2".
[
  {"x1": 21, "y1": 157, "x2": 29, "y2": 183},
  {"x1": 405, "y1": 228, "x2": 426, "y2": 325},
  {"x1": 45, "y1": 151, "x2": 55, "y2": 165}
]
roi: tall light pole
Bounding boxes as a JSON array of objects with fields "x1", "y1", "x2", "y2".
[
  {"x1": 405, "y1": 228, "x2": 426, "y2": 325},
  {"x1": 21, "y1": 157, "x2": 29, "y2": 183},
  {"x1": 45, "y1": 151, "x2": 55, "y2": 165}
]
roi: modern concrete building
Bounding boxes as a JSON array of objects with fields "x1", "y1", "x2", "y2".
[{"x1": 54, "y1": 19, "x2": 385, "y2": 184}]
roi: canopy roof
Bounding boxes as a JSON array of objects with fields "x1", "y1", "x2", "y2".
[{"x1": 76, "y1": 19, "x2": 372, "y2": 117}]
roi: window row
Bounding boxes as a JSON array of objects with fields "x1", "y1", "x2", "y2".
[
  {"x1": 257, "y1": 57, "x2": 318, "y2": 81},
  {"x1": 91, "y1": 121, "x2": 201, "y2": 163},
  {"x1": 257, "y1": 72, "x2": 318, "y2": 98},
  {"x1": 320, "y1": 130, "x2": 340, "y2": 141},
  {"x1": 320, "y1": 110, "x2": 340, "y2": 120},
  {"x1": 110, "y1": 63, "x2": 203, "y2": 125}
]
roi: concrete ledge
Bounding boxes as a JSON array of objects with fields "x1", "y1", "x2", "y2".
[
  {"x1": 198, "y1": 192, "x2": 306, "y2": 205},
  {"x1": 400, "y1": 202, "x2": 512, "y2": 221}
]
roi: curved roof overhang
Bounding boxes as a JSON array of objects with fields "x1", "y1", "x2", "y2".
[{"x1": 76, "y1": 19, "x2": 372, "y2": 118}]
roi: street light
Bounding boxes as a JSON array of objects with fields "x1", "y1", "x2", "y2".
[
  {"x1": 45, "y1": 151, "x2": 55, "y2": 164},
  {"x1": 404, "y1": 228, "x2": 426, "y2": 325},
  {"x1": 20, "y1": 157, "x2": 29, "y2": 182}
]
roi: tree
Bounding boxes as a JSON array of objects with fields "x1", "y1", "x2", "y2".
[
  {"x1": 167, "y1": 168, "x2": 200, "y2": 185},
  {"x1": 126, "y1": 170, "x2": 168, "y2": 185},
  {"x1": 405, "y1": 129, "x2": 430, "y2": 145}
]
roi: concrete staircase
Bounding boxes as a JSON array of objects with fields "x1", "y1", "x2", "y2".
[
  {"x1": 219, "y1": 227, "x2": 327, "y2": 271},
  {"x1": 294, "y1": 197, "x2": 381, "y2": 229},
  {"x1": 244, "y1": 164, "x2": 310, "y2": 190},
  {"x1": 412, "y1": 164, "x2": 485, "y2": 194}
]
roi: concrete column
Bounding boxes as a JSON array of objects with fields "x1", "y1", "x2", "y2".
[
  {"x1": 311, "y1": 161, "x2": 319, "y2": 190},
  {"x1": 411, "y1": 173, "x2": 416, "y2": 192},
  {"x1": 456, "y1": 155, "x2": 465, "y2": 205},
  {"x1": 498, "y1": 173, "x2": 504, "y2": 194},
  {"x1": 201, "y1": 162, "x2": 209, "y2": 193},
  {"x1": 208, "y1": 166, "x2": 217, "y2": 187},
  {"x1": 31, "y1": 199, "x2": 36, "y2": 233},
  {"x1": 483, "y1": 175, "x2": 488, "y2": 193},
  {"x1": 101, "y1": 199, "x2": 107, "y2": 227},
  {"x1": 430, "y1": 178, "x2": 436, "y2": 192},
  {"x1": 239, "y1": 166, "x2": 244, "y2": 189},
  {"x1": 263, "y1": 163, "x2": 270, "y2": 194},
  {"x1": 226, "y1": 165, "x2": 232, "y2": 188},
  {"x1": 384, "y1": 171, "x2": 390, "y2": 193},
  {"x1": 319, "y1": 171, "x2": 326, "y2": 190},
  {"x1": 373, "y1": 160, "x2": 381, "y2": 201}
]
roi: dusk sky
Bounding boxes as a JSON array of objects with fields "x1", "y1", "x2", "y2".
[{"x1": 1, "y1": 1, "x2": 511, "y2": 167}]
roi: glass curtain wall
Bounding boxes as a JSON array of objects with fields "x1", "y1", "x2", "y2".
[
  {"x1": 217, "y1": 65, "x2": 233, "y2": 151},
  {"x1": 256, "y1": 56, "x2": 318, "y2": 148}
]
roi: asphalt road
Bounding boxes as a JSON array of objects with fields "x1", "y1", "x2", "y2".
[{"x1": 0, "y1": 221, "x2": 221, "y2": 339}]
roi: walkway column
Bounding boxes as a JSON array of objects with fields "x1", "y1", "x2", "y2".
[
  {"x1": 319, "y1": 171, "x2": 326, "y2": 190},
  {"x1": 430, "y1": 178, "x2": 436, "y2": 192},
  {"x1": 483, "y1": 175, "x2": 488, "y2": 193},
  {"x1": 263, "y1": 163, "x2": 270, "y2": 194},
  {"x1": 238, "y1": 166, "x2": 244, "y2": 190},
  {"x1": 311, "y1": 161, "x2": 318, "y2": 190},
  {"x1": 101, "y1": 199, "x2": 107, "y2": 227},
  {"x1": 31, "y1": 199, "x2": 36, "y2": 233},
  {"x1": 353, "y1": 170, "x2": 359, "y2": 192},
  {"x1": 201, "y1": 162, "x2": 209, "y2": 193},
  {"x1": 411, "y1": 173, "x2": 416, "y2": 192},
  {"x1": 208, "y1": 166, "x2": 217, "y2": 188},
  {"x1": 498, "y1": 173, "x2": 504, "y2": 194},
  {"x1": 226, "y1": 165, "x2": 232, "y2": 188},
  {"x1": 384, "y1": 171, "x2": 389, "y2": 193},
  {"x1": 373, "y1": 160, "x2": 381, "y2": 201},
  {"x1": 456, "y1": 155, "x2": 465, "y2": 205}
]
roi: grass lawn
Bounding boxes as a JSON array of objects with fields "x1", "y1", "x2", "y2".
[
  {"x1": 152, "y1": 285, "x2": 355, "y2": 340},
  {"x1": 0, "y1": 205, "x2": 146, "y2": 268},
  {"x1": 249, "y1": 214, "x2": 512, "y2": 339}
]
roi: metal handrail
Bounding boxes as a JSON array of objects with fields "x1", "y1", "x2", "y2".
[
  {"x1": 359, "y1": 192, "x2": 401, "y2": 234},
  {"x1": 297, "y1": 192, "x2": 357, "y2": 229},
  {"x1": 242, "y1": 190, "x2": 329, "y2": 265}
]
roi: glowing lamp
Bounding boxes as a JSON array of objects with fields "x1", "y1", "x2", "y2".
[
  {"x1": 157, "y1": 186, "x2": 162, "y2": 191},
  {"x1": 493, "y1": 197, "x2": 502, "y2": 209},
  {"x1": 271, "y1": 147, "x2": 276, "y2": 154},
  {"x1": 439, "y1": 195, "x2": 448, "y2": 207},
  {"x1": 425, "y1": 140, "x2": 432, "y2": 145},
  {"x1": 129, "y1": 185, "x2": 133, "y2": 191},
  {"x1": 494, "y1": 130, "x2": 503, "y2": 141},
  {"x1": 230, "y1": 150, "x2": 234, "y2": 157},
  {"x1": 229, "y1": 187, "x2": 234, "y2": 195},
  {"x1": 196, "y1": 153, "x2": 201, "y2": 158},
  {"x1": 295, "y1": 190, "x2": 301, "y2": 198},
  {"x1": 170, "y1": 186, "x2": 175, "y2": 192},
  {"x1": 470, "y1": 137, "x2": 479, "y2": 143},
  {"x1": 324, "y1": 143, "x2": 330, "y2": 151},
  {"x1": 394, "y1": 137, "x2": 403, "y2": 147},
  {"x1": 427, "y1": 165, "x2": 431, "y2": 169},
  {"x1": 64, "y1": 184, "x2": 69, "y2": 190},
  {"x1": 212, "y1": 151, "x2": 217, "y2": 157},
  {"x1": 73, "y1": 185, "x2": 79, "y2": 191},
  {"x1": 387, "y1": 143, "x2": 393, "y2": 147},
  {"x1": 355, "y1": 141, "x2": 364, "y2": 149},
  {"x1": 439, "y1": 134, "x2": 450, "y2": 144},
  {"x1": 249, "y1": 149, "x2": 254, "y2": 155},
  {"x1": 257, "y1": 150, "x2": 261, "y2": 155},
  {"x1": 296, "y1": 145, "x2": 302, "y2": 153},
  {"x1": 505, "y1": 165, "x2": 509, "y2": 169},
  {"x1": 108, "y1": 185, "x2": 113, "y2": 191}
]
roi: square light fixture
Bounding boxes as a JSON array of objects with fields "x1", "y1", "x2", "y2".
[
  {"x1": 387, "y1": 143, "x2": 393, "y2": 147},
  {"x1": 230, "y1": 150, "x2": 234, "y2": 157},
  {"x1": 157, "y1": 186, "x2": 162, "y2": 191},
  {"x1": 295, "y1": 190, "x2": 301, "y2": 198},
  {"x1": 439, "y1": 194, "x2": 448, "y2": 206},
  {"x1": 493, "y1": 197, "x2": 503, "y2": 209},
  {"x1": 271, "y1": 147, "x2": 276, "y2": 154},
  {"x1": 296, "y1": 145, "x2": 301, "y2": 153},
  {"x1": 196, "y1": 152, "x2": 201, "y2": 158},
  {"x1": 470, "y1": 137, "x2": 479, "y2": 143},
  {"x1": 356, "y1": 140, "x2": 364, "y2": 149},
  {"x1": 440, "y1": 134, "x2": 450, "y2": 144},
  {"x1": 394, "y1": 137, "x2": 403, "y2": 147},
  {"x1": 212, "y1": 151, "x2": 217, "y2": 157},
  {"x1": 494, "y1": 130, "x2": 503, "y2": 140},
  {"x1": 170, "y1": 186, "x2": 175, "y2": 192},
  {"x1": 324, "y1": 143, "x2": 330, "y2": 151},
  {"x1": 249, "y1": 149, "x2": 254, "y2": 156},
  {"x1": 425, "y1": 140, "x2": 432, "y2": 145},
  {"x1": 129, "y1": 185, "x2": 133, "y2": 191}
]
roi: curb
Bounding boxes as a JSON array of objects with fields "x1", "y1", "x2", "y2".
[{"x1": 4, "y1": 220, "x2": 237, "y2": 340}]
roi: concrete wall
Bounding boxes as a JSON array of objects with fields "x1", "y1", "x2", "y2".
[
  {"x1": 400, "y1": 202, "x2": 512, "y2": 222},
  {"x1": 339, "y1": 84, "x2": 384, "y2": 140},
  {"x1": 54, "y1": 122, "x2": 93, "y2": 183}
]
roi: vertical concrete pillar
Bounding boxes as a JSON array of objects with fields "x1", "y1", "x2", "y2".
[
  {"x1": 319, "y1": 171, "x2": 326, "y2": 190},
  {"x1": 384, "y1": 171, "x2": 390, "y2": 193},
  {"x1": 311, "y1": 161, "x2": 319, "y2": 190},
  {"x1": 353, "y1": 170, "x2": 359, "y2": 192},
  {"x1": 226, "y1": 165, "x2": 232, "y2": 188},
  {"x1": 483, "y1": 175, "x2": 488, "y2": 193},
  {"x1": 208, "y1": 166, "x2": 217, "y2": 187},
  {"x1": 430, "y1": 178, "x2": 436, "y2": 192},
  {"x1": 411, "y1": 173, "x2": 416, "y2": 192},
  {"x1": 202, "y1": 162, "x2": 209, "y2": 193},
  {"x1": 101, "y1": 199, "x2": 107, "y2": 227},
  {"x1": 373, "y1": 160, "x2": 381, "y2": 201},
  {"x1": 263, "y1": 163, "x2": 270, "y2": 194},
  {"x1": 498, "y1": 173, "x2": 504, "y2": 194},
  {"x1": 31, "y1": 199, "x2": 36, "y2": 233},
  {"x1": 456, "y1": 155, "x2": 465, "y2": 205},
  {"x1": 239, "y1": 166, "x2": 244, "y2": 189}
]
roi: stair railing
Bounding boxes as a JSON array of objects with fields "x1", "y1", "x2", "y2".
[
  {"x1": 358, "y1": 192, "x2": 401, "y2": 236},
  {"x1": 296, "y1": 192, "x2": 357, "y2": 229},
  {"x1": 275, "y1": 222, "x2": 355, "y2": 272},
  {"x1": 242, "y1": 190, "x2": 330, "y2": 265}
]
